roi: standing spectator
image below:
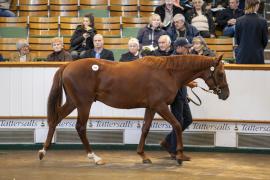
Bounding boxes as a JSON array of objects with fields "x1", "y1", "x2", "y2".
[
  {"x1": 190, "y1": 36, "x2": 216, "y2": 56},
  {"x1": 235, "y1": 0, "x2": 268, "y2": 64},
  {"x1": 155, "y1": 0, "x2": 184, "y2": 29},
  {"x1": 82, "y1": 34, "x2": 114, "y2": 61},
  {"x1": 70, "y1": 13, "x2": 96, "y2": 60},
  {"x1": 216, "y1": 0, "x2": 244, "y2": 37},
  {"x1": 47, "y1": 37, "x2": 72, "y2": 62},
  {"x1": 120, "y1": 38, "x2": 141, "y2": 62},
  {"x1": 137, "y1": 14, "x2": 167, "y2": 51},
  {"x1": 167, "y1": 13, "x2": 199, "y2": 43},
  {"x1": 0, "y1": 0, "x2": 15, "y2": 17},
  {"x1": 185, "y1": 0, "x2": 216, "y2": 38},
  {"x1": 10, "y1": 39, "x2": 36, "y2": 62}
]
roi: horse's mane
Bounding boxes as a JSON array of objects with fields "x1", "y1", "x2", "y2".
[{"x1": 138, "y1": 55, "x2": 216, "y2": 71}]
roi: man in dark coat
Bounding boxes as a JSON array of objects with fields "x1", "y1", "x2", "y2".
[
  {"x1": 82, "y1": 34, "x2": 114, "y2": 61},
  {"x1": 216, "y1": 0, "x2": 244, "y2": 37},
  {"x1": 154, "y1": 0, "x2": 184, "y2": 29},
  {"x1": 166, "y1": 13, "x2": 199, "y2": 43},
  {"x1": 235, "y1": 0, "x2": 268, "y2": 64}
]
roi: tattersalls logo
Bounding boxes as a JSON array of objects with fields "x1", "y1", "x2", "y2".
[
  {"x1": 240, "y1": 123, "x2": 270, "y2": 133},
  {"x1": 0, "y1": 120, "x2": 38, "y2": 127},
  {"x1": 190, "y1": 122, "x2": 231, "y2": 131}
]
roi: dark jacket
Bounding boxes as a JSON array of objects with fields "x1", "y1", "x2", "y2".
[
  {"x1": 70, "y1": 25, "x2": 96, "y2": 52},
  {"x1": 137, "y1": 24, "x2": 167, "y2": 47},
  {"x1": 166, "y1": 23, "x2": 199, "y2": 43},
  {"x1": 82, "y1": 48, "x2": 114, "y2": 61},
  {"x1": 120, "y1": 52, "x2": 139, "y2": 62},
  {"x1": 47, "y1": 50, "x2": 72, "y2": 62},
  {"x1": 216, "y1": 8, "x2": 244, "y2": 29},
  {"x1": 185, "y1": 8, "x2": 215, "y2": 36},
  {"x1": 154, "y1": 4, "x2": 184, "y2": 23},
  {"x1": 235, "y1": 13, "x2": 269, "y2": 64},
  {"x1": 190, "y1": 47, "x2": 216, "y2": 57},
  {"x1": 153, "y1": 47, "x2": 174, "y2": 56}
]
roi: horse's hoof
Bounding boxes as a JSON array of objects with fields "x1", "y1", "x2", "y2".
[
  {"x1": 143, "y1": 159, "x2": 152, "y2": 164},
  {"x1": 38, "y1": 151, "x2": 45, "y2": 160},
  {"x1": 176, "y1": 159, "x2": 183, "y2": 166},
  {"x1": 95, "y1": 159, "x2": 105, "y2": 165}
]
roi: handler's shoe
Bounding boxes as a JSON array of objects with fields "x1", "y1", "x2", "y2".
[{"x1": 170, "y1": 153, "x2": 191, "y2": 161}]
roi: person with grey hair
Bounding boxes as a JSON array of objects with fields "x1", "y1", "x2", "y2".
[
  {"x1": 120, "y1": 38, "x2": 141, "y2": 62},
  {"x1": 47, "y1": 37, "x2": 72, "y2": 62},
  {"x1": 10, "y1": 39, "x2": 36, "y2": 62},
  {"x1": 0, "y1": 0, "x2": 15, "y2": 17},
  {"x1": 152, "y1": 35, "x2": 174, "y2": 56},
  {"x1": 166, "y1": 13, "x2": 199, "y2": 43}
]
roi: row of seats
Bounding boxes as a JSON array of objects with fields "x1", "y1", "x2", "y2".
[
  {"x1": 10, "y1": 0, "x2": 160, "y2": 17},
  {"x1": 0, "y1": 37, "x2": 234, "y2": 61},
  {"x1": 0, "y1": 16, "x2": 148, "y2": 38}
]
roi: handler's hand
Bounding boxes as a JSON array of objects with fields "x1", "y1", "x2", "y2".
[{"x1": 187, "y1": 81, "x2": 198, "y2": 88}]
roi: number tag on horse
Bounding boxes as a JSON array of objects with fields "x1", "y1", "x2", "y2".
[
  {"x1": 210, "y1": 66, "x2": 215, "y2": 71},
  {"x1": 92, "y1": 64, "x2": 99, "y2": 71}
]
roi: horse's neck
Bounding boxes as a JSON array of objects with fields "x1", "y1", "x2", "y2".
[{"x1": 171, "y1": 57, "x2": 216, "y2": 87}]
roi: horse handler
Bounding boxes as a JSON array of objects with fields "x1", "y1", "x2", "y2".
[{"x1": 160, "y1": 38, "x2": 197, "y2": 161}]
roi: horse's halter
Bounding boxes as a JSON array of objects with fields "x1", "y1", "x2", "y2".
[{"x1": 203, "y1": 65, "x2": 222, "y2": 95}]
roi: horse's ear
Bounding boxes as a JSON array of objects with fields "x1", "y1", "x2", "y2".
[{"x1": 216, "y1": 53, "x2": 223, "y2": 63}]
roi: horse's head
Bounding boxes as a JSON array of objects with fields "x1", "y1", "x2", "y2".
[{"x1": 202, "y1": 54, "x2": 230, "y2": 100}]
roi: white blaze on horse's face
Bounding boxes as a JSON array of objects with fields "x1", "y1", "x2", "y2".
[{"x1": 210, "y1": 66, "x2": 215, "y2": 71}]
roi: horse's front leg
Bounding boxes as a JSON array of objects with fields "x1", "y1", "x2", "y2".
[
  {"x1": 137, "y1": 108, "x2": 155, "y2": 164},
  {"x1": 156, "y1": 104, "x2": 184, "y2": 165}
]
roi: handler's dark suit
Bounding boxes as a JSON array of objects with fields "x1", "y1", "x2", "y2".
[{"x1": 153, "y1": 48, "x2": 193, "y2": 154}]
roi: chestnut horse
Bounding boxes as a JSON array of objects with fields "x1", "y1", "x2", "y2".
[{"x1": 38, "y1": 54, "x2": 229, "y2": 165}]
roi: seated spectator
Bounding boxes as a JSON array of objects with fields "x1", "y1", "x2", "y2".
[
  {"x1": 185, "y1": 0, "x2": 215, "y2": 38},
  {"x1": 216, "y1": 0, "x2": 244, "y2": 37},
  {"x1": 47, "y1": 37, "x2": 72, "y2": 62},
  {"x1": 10, "y1": 39, "x2": 36, "y2": 62},
  {"x1": 173, "y1": 37, "x2": 193, "y2": 55},
  {"x1": 82, "y1": 34, "x2": 114, "y2": 61},
  {"x1": 120, "y1": 38, "x2": 141, "y2": 62},
  {"x1": 70, "y1": 13, "x2": 96, "y2": 60},
  {"x1": 167, "y1": 13, "x2": 199, "y2": 43},
  {"x1": 137, "y1": 14, "x2": 167, "y2": 51},
  {"x1": 152, "y1": 35, "x2": 174, "y2": 56},
  {"x1": 0, "y1": 53, "x2": 3, "y2": 61},
  {"x1": 155, "y1": 0, "x2": 184, "y2": 29},
  {"x1": 0, "y1": 0, "x2": 15, "y2": 17},
  {"x1": 190, "y1": 36, "x2": 215, "y2": 56}
]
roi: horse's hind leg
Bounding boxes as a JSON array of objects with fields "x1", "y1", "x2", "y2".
[
  {"x1": 155, "y1": 104, "x2": 184, "y2": 165},
  {"x1": 137, "y1": 108, "x2": 155, "y2": 164},
  {"x1": 76, "y1": 102, "x2": 105, "y2": 165},
  {"x1": 39, "y1": 100, "x2": 75, "y2": 160}
]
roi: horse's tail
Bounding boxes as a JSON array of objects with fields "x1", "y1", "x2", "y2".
[{"x1": 47, "y1": 64, "x2": 67, "y2": 126}]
